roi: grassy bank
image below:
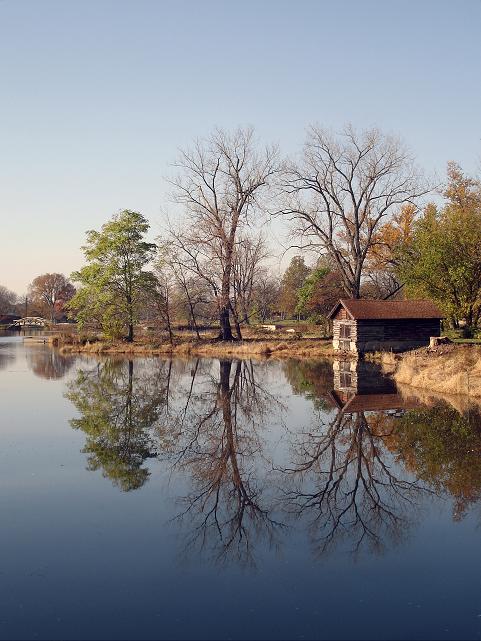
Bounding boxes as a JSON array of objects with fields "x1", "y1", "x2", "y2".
[
  {"x1": 379, "y1": 345, "x2": 481, "y2": 398},
  {"x1": 55, "y1": 333, "x2": 340, "y2": 360}
]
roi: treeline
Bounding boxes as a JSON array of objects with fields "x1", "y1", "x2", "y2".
[
  {"x1": 0, "y1": 274, "x2": 75, "y2": 322},
  {"x1": 2, "y1": 125, "x2": 480, "y2": 340}
]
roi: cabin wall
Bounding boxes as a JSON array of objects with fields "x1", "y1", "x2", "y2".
[
  {"x1": 332, "y1": 318, "x2": 441, "y2": 353},
  {"x1": 333, "y1": 307, "x2": 349, "y2": 320},
  {"x1": 333, "y1": 359, "x2": 358, "y2": 392},
  {"x1": 332, "y1": 319, "x2": 357, "y2": 352},
  {"x1": 356, "y1": 319, "x2": 440, "y2": 352}
]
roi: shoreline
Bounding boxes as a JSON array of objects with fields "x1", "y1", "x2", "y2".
[
  {"x1": 379, "y1": 344, "x2": 481, "y2": 398},
  {"x1": 53, "y1": 336, "x2": 481, "y2": 398},
  {"x1": 56, "y1": 336, "x2": 344, "y2": 360}
]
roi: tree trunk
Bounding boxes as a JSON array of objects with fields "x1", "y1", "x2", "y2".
[
  {"x1": 165, "y1": 309, "x2": 174, "y2": 346},
  {"x1": 182, "y1": 281, "x2": 201, "y2": 339},
  {"x1": 463, "y1": 307, "x2": 475, "y2": 338},
  {"x1": 219, "y1": 306, "x2": 233, "y2": 340},
  {"x1": 188, "y1": 303, "x2": 201, "y2": 339},
  {"x1": 126, "y1": 292, "x2": 134, "y2": 342},
  {"x1": 352, "y1": 273, "x2": 362, "y2": 299},
  {"x1": 219, "y1": 268, "x2": 233, "y2": 340},
  {"x1": 230, "y1": 302, "x2": 242, "y2": 340}
]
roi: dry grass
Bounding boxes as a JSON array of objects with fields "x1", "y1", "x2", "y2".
[
  {"x1": 57, "y1": 335, "x2": 342, "y2": 360},
  {"x1": 385, "y1": 345, "x2": 481, "y2": 398},
  {"x1": 364, "y1": 350, "x2": 400, "y2": 375},
  {"x1": 396, "y1": 382, "x2": 481, "y2": 414}
]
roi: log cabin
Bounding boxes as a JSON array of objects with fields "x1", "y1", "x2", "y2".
[{"x1": 328, "y1": 299, "x2": 444, "y2": 354}]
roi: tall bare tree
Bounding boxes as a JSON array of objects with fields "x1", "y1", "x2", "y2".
[
  {"x1": 156, "y1": 240, "x2": 213, "y2": 339},
  {"x1": 0, "y1": 285, "x2": 18, "y2": 315},
  {"x1": 252, "y1": 275, "x2": 281, "y2": 322},
  {"x1": 281, "y1": 125, "x2": 428, "y2": 298},
  {"x1": 232, "y1": 233, "x2": 269, "y2": 326},
  {"x1": 170, "y1": 128, "x2": 279, "y2": 340}
]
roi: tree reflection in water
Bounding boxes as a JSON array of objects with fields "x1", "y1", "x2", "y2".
[
  {"x1": 66, "y1": 356, "x2": 285, "y2": 564},
  {"x1": 168, "y1": 359, "x2": 285, "y2": 566},
  {"x1": 0, "y1": 349, "x2": 14, "y2": 372},
  {"x1": 283, "y1": 407, "x2": 430, "y2": 556},
  {"x1": 26, "y1": 348, "x2": 75, "y2": 380},
  {"x1": 66, "y1": 358, "x2": 173, "y2": 491},
  {"x1": 282, "y1": 360, "x2": 333, "y2": 410},
  {"x1": 65, "y1": 354, "x2": 481, "y2": 563},
  {"x1": 389, "y1": 402, "x2": 481, "y2": 520},
  {"x1": 281, "y1": 360, "x2": 434, "y2": 556}
]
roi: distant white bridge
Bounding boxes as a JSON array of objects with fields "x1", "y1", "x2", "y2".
[{"x1": 9, "y1": 317, "x2": 50, "y2": 329}]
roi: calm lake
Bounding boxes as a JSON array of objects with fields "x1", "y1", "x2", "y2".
[{"x1": 1, "y1": 334, "x2": 481, "y2": 640}]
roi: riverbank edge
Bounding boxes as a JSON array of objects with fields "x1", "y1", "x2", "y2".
[
  {"x1": 55, "y1": 336, "x2": 346, "y2": 360},
  {"x1": 55, "y1": 337, "x2": 481, "y2": 397},
  {"x1": 375, "y1": 345, "x2": 481, "y2": 398}
]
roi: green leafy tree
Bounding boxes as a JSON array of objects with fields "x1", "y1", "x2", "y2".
[
  {"x1": 279, "y1": 256, "x2": 310, "y2": 318},
  {"x1": 397, "y1": 164, "x2": 481, "y2": 335},
  {"x1": 295, "y1": 265, "x2": 342, "y2": 324},
  {"x1": 68, "y1": 210, "x2": 156, "y2": 341},
  {"x1": 65, "y1": 359, "x2": 171, "y2": 491}
]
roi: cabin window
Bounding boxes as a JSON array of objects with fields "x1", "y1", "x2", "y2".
[
  {"x1": 339, "y1": 323, "x2": 351, "y2": 350},
  {"x1": 340, "y1": 323, "x2": 351, "y2": 338},
  {"x1": 339, "y1": 361, "x2": 352, "y2": 388}
]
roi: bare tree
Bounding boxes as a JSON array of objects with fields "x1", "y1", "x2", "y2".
[
  {"x1": 232, "y1": 233, "x2": 269, "y2": 325},
  {"x1": 281, "y1": 125, "x2": 429, "y2": 298},
  {"x1": 0, "y1": 285, "x2": 18, "y2": 315},
  {"x1": 170, "y1": 128, "x2": 279, "y2": 339},
  {"x1": 252, "y1": 274, "x2": 281, "y2": 322},
  {"x1": 149, "y1": 267, "x2": 176, "y2": 345},
  {"x1": 159, "y1": 241, "x2": 213, "y2": 338}
]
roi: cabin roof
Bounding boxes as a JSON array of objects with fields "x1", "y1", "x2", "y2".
[{"x1": 327, "y1": 298, "x2": 444, "y2": 320}]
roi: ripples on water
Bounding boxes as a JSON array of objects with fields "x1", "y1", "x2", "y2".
[{"x1": 1, "y1": 334, "x2": 481, "y2": 640}]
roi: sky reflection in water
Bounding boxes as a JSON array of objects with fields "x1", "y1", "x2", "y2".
[{"x1": 1, "y1": 335, "x2": 481, "y2": 640}]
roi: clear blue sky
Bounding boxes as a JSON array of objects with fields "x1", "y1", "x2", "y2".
[{"x1": 1, "y1": 0, "x2": 480, "y2": 294}]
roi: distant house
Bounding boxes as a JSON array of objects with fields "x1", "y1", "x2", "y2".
[{"x1": 327, "y1": 299, "x2": 444, "y2": 353}]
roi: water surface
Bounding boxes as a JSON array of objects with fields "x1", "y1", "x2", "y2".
[{"x1": 1, "y1": 334, "x2": 481, "y2": 640}]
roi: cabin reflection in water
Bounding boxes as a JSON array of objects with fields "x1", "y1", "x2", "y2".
[{"x1": 330, "y1": 360, "x2": 418, "y2": 414}]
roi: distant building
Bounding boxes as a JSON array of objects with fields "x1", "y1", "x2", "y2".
[{"x1": 328, "y1": 299, "x2": 443, "y2": 353}]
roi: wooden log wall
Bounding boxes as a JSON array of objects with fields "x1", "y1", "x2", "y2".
[
  {"x1": 332, "y1": 319, "x2": 357, "y2": 351},
  {"x1": 332, "y1": 317, "x2": 441, "y2": 353},
  {"x1": 358, "y1": 319, "x2": 441, "y2": 341}
]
